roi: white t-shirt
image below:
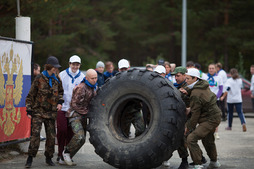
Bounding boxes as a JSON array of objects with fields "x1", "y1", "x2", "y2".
[
  {"x1": 251, "y1": 74, "x2": 254, "y2": 95},
  {"x1": 225, "y1": 78, "x2": 242, "y2": 103},
  {"x1": 200, "y1": 72, "x2": 208, "y2": 80},
  {"x1": 207, "y1": 75, "x2": 223, "y2": 99},
  {"x1": 166, "y1": 74, "x2": 176, "y2": 84},
  {"x1": 59, "y1": 68, "x2": 85, "y2": 111},
  {"x1": 170, "y1": 76, "x2": 176, "y2": 84},
  {"x1": 217, "y1": 69, "x2": 228, "y2": 92}
]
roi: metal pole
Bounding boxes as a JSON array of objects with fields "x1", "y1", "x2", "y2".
[
  {"x1": 17, "y1": 0, "x2": 20, "y2": 16},
  {"x1": 181, "y1": 0, "x2": 187, "y2": 67}
]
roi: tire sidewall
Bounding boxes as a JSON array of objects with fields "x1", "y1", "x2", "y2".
[{"x1": 88, "y1": 69, "x2": 186, "y2": 168}]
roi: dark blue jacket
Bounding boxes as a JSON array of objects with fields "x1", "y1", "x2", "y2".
[
  {"x1": 97, "y1": 71, "x2": 106, "y2": 87},
  {"x1": 103, "y1": 70, "x2": 118, "y2": 81}
]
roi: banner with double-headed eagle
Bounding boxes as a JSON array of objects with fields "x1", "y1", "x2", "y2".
[{"x1": 0, "y1": 37, "x2": 32, "y2": 143}]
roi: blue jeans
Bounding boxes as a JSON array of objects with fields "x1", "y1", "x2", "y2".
[{"x1": 227, "y1": 103, "x2": 246, "y2": 127}]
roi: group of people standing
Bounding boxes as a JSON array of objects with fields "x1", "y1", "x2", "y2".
[
  {"x1": 149, "y1": 62, "x2": 221, "y2": 169},
  {"x1": 24, "y1": 56, "x2": 144, "y2": 168},
  {"x1": 25, "y1": 55, "x2": 98, "y2": 167},
  {"x1": 147, "y1": 60, "x2": 248, "y2": 169},
  {"x1": 24, "y1": 55, "x2": 250, "y2": 169}
]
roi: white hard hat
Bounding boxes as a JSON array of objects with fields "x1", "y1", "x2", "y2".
[
  {"x1": 186, "y1": 68, "x2": 200, "y2": 78},
  {"x1": 118, "y1": 59, "x2": 130, "y2": 69},
  {"x1": 154, "y1": 65, "x2": 166, "y2": 74},
  {"x1": 69, "y1": 55, "x2": 81, "y2": 63}
]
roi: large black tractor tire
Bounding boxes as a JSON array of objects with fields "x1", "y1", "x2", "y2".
[{"x1": 88, "y1": 68, "x2": 186, "y2": 169}]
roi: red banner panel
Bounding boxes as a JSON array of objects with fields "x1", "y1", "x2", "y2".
[
  {"x1": 0, "y1": 107, "x2": 31, "y2": 142},
  {"x1": 0, "y1": 37, "x2": 32, "y2": 143}
]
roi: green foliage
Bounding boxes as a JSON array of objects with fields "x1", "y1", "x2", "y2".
[
  {"x1": 143, "y1": 54, "x2": 166, "y2": 66},
  {"x1": 236, "y1": 52, "x2": 246, "y2": 78},
  {"x1": 0, "y1": 0, "x2": 254, "y2": 74}
]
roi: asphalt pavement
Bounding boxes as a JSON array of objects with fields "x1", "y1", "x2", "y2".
[{"x1": 1, "y1": 114, "x2": 254, "y2": 169}]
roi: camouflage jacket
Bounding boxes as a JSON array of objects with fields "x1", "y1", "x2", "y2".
[
  {"x1": 186, "y1": 80, "x2": 221, "y2": 131},
  {"x1": 26, "y1": 73, "x2": 64, "y2": 119},
  {"x1": 122, "y1": 99, "x2": 142, "y2": 114},
  {"x1": 68, "y1": 82, "x2": 96, "y2": 115}
]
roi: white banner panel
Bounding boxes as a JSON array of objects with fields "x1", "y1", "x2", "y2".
[{"x1": 0, "y1": 39, "x2": 32, "y2": 75}]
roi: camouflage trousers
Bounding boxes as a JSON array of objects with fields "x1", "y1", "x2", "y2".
[
  {"x1": 121, "y1": 111, "x2": 145, "y2": 137},
  {"x1": 187, "y1": 121, "x2": 220, "y2": 164},
  {"x1": 28, "y1": 116, "x2": 56, "y2": 158},
  {"x1": 66, "y1": 115, "x2": 87, "y2": 158}
]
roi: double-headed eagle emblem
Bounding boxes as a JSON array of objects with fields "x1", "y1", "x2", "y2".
[{"x1": 0, "y1": 45, "x2": 23, "y2": 136}]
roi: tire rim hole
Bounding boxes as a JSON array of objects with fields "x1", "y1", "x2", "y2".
[{"x1": 110, "y1": 96, "x2": 152, "y2": 141}]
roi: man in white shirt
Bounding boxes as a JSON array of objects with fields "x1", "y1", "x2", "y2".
[
  {"x1": 250, "y1": 65, "x2": 254, "y2": 112},
  {"x1": 216, "y1": 62, "x2": 228, "y2": 121},
  {"x1": 56, "y1": 55, "x2": 85, "y2": 165}
]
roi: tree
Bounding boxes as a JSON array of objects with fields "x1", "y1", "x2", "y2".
[{"x1": 0, "y1": 0, "x2": 254, "y2": 75}]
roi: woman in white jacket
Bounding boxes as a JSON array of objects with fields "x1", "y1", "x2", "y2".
[
  {"x1": 220, "y1": 68, "x2": 247, "y2": 132},
  {"x1": 56, "y1": 55, "x2": 85, "y2": 164}
]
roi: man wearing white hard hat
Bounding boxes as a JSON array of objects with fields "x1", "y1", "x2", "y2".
[
  {"x1": 154, "y1": 65, "x2": 166, "y2": 77},
  {"x1": 56, "y1": 55, "x2": 85, "y2": 165},
  {"x1": 179, "y1": 68, "x2": 221, "y2": 169},
  {"x1": 117, "y1": 59, "x2": 145, "y2": 138},
  {"x1": 118, "y1": 59, "x2": 130, "y2": 72}
]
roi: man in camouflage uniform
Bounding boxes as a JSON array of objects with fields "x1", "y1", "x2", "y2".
[
  {"x1": 181, "y1": 68, "x2": 221, "y2": 169},
  {"x1": 163, "y1": 67, "x2": 192, "y2": 168},
  {"x1": 120, "y1": 99, "x2": 145, "y2": 137},
  {"x1": 118, "y1": 59, "x2": 145, "y2": 137},
  {"x1": 25, "y1": 56, "x2": 64, "y2": 168},
  {"x1": 167, "y1": 67, "x2": 190, "y2": 169},
  {"x1": 62, "y1": 69, "x2": 97, "y2": 166}
]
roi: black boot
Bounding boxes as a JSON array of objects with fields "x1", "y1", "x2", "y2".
[
  {"x1": 201, "y1": 156, "x2": 207, "y2": 164},
  {"x1": 46, "y1": 157, "x2": 55, "y2": 166},
  {"x1": 178, "y1": 158, "x2": 188, "y2": 169},
  {"x1": 25, "y1": 156, "x2": 33, "y2": 168},
  {"x1": 189, "y1": 156, "x2": 207, "y2": 166}
]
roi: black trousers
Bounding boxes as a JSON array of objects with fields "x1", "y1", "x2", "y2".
[{"x1": 217, "y1": 98, "x2": 226, "y2": 120}]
